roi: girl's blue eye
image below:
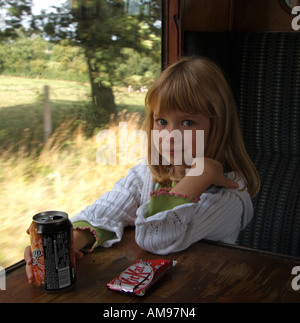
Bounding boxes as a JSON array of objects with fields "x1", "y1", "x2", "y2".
[
  {"x1": 183, "y1": 120, "x2": 193, "y2": 127},
  {"x1": 157, "y1": 119, "x2": 167, "y2": 126}
]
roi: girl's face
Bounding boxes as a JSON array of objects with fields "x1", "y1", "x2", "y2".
[{"x1": 152, "y1": 107, "x2": 210, "y2": 166}]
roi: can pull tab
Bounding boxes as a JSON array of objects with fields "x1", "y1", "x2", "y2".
[
  {"x1": 35, "y1": 215, "x2": 64, "y2": 233},
  {"x1": 39, "y1": 215, "x2": 64, "y2": 222},
  {"x1": 52, "y1": 216, "x2": 63, "y2": 220}
]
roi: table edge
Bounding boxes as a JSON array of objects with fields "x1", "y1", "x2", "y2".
[{"x1": 5, "y1": 239, "x2": 300, "y2": 275}]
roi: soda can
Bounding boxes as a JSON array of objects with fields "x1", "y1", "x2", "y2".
[{"x1": 29, "y1": 211, "x2": 76, "y2": 291}]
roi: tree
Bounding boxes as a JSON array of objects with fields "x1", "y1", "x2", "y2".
[
  {"x1": 34, "y1": 0, "x2": 161, "y2": 125},
  {"x1": 0, "y1": 0, "x2": 33, "y2": 41},
  {"x1": 0, "y1": 0, "x2": 161, "y2": 125},
  {"x1": 0, "y1": 32, "x2": 49, "y2": 75},
  {"x1": 114, "y1": 47, "x2": 160, "y2": 88}
]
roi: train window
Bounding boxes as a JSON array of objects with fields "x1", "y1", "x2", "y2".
[{"x1": 0, "y1": 0, "x2": 161, "y2": 268}]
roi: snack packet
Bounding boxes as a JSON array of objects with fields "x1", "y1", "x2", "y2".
[{"x1": 107, "y1": 258, "x2": 176, "y2": 296}]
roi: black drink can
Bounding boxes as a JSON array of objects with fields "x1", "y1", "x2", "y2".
[{"x1": 29, "y1": 211, "x2": 76, "y2": 291}]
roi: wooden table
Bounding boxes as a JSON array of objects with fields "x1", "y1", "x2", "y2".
[{"x1": 1, "y1": 227, "x2": 300, "y2": 304}]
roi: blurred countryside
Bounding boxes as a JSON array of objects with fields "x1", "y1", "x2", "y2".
[{"x1": 0, "y1": 0, "x2": 161, "y2": 268}]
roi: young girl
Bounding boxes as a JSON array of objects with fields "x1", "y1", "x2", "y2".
[{"x1": 25, "y1": 57, "x2": 259, "y2": 283}]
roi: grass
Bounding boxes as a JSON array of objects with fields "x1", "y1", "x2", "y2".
[
  {"x1": 0, "y1": 75, "x2": 90, "y2": 106},
  {"x1": 0, "y1": 76, "x2": 146, "y2": 151},
  {"x1": 0, "y1": 76, "x2": 146, "y2": 268},
  {"x1": 0, "y1": 76, "x2": 91, "y2": 151}
]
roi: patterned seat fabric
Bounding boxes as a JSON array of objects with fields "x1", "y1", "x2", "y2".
[{"x1": 185, "y1": 31, "x2": 300, "y2": 256}]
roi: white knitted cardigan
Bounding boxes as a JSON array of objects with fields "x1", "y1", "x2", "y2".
[{"x1": 71, "y1": 161, "x2": 253, "y2": 255}]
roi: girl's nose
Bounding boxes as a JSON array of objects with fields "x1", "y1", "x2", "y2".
[
  {"x1": 167, "y1": 122, "x2": 179, "y2": 133},
  {"x1": 164, "y1": 128, "x2": 182, "y2": 145}
]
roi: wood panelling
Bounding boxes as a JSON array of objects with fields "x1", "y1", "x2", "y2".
[
  {"x1": 182, "y1": 0, "x2": 296, "y2": 32},
  {"x1": 162, "y1": 0, "x2": 184, "y2": 67},
  {"x1": 183, "y1": 0, "x2": 232, "y2": 31},
  {"x1": 233, "y1": 0, "x2": 295, "y2": 31}
]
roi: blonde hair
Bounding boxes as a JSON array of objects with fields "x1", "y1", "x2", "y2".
[{"x1": 144, "y1": 56, "x2": 260, "y2": 198}]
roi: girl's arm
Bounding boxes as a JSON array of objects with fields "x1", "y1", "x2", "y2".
[
  {"x1": 70, "y1": 162, "x2": 149, "y2": 249},
  {"x1": 135, "y1": 160, "x2": 253, "y2": 255},
  {"x1": 170, "y1": 158, "x2": 239, "y2": 199}
]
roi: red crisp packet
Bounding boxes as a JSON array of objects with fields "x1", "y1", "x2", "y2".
[{"x1": 107, "y1": 259, "x2": 176, "y2": 296}]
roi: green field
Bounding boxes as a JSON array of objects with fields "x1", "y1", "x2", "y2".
[
  {"x1": 0, "y1": 75, "x2": 146, "y2": 151},
  {"x1": 0, "y1": 76, "x2": 145, "y2": 268}
]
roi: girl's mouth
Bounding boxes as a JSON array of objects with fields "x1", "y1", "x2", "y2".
[{"x1": 163, "y1": 149, "x2": 183, "y2": 156}]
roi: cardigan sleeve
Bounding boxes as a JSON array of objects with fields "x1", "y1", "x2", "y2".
[
  {"x1": 73, "y1": 221, "x2": 115, "y2": 253},
  {"x1": 71, "y1": 162, "x2": 149, "y2": 248},
  {"x1": 147, "y1": 186, "x2": 199, "y2": 217},
  {"x1": 135, "y1": 175, "x2": 253, "y2": 255}
]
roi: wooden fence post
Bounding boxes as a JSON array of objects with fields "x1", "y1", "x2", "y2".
[{"x1": 44, "y1": 85, "x2": 52, "y2": 142}]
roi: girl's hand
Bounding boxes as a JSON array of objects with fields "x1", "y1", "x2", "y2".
[
  {"x1": 198, "y1": 158, "x2": 239, "y2": 189},
  {"x1": 24, "y1": 229, "x2": 84, "y2": 284},
  {"x1": 24, "y1": 245, "x2": 34, "y2": 284}
]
